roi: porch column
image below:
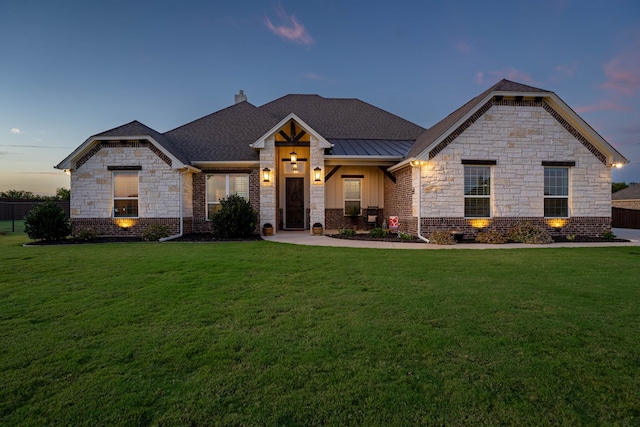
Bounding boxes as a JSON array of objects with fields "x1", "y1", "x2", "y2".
[
  {"x1": 260, "y1": 137, "x2": 277, "y2": 233},
  {"x1": 309, "y1": 135, "x2": 325, "y2": 232}
]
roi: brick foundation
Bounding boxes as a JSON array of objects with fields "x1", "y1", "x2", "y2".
[
  {"x1": 72, "y1": 217, "x2": 188, "y2": 237},
  {"x1": 419, "y1": 216, "x2": 611, "y2": 239}
]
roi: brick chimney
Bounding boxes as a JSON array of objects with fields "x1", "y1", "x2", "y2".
[{"x1": 235, "y1": 90, "x2": 247, "y2": 104}]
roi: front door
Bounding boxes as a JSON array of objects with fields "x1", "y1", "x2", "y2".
[{"x1": 286, "y1": 177, "x2": 305, "y2": 229}]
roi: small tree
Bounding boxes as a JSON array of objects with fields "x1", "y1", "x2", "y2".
[
  {"x1": 209, "y1": 194, "x2": 257, "y2": 238},
  {"x1": 24, "y1": 201, "x2": 71, "y2": 241}
]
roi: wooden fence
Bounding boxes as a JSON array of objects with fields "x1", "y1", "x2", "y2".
[{"x1": 612, "y1": 207, "x2": 640, "y2": 229}]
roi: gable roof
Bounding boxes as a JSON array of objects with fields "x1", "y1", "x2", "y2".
[
  {"x1": 406, "y1": 79, "x2": 628, "y2": 166},
  {"x1": 55, "y1": 120, "x2": 190, "y2": 170},
  {"x1": 406, "y1": 80, "x2": 548, "y2": 159},
  {"x1": 612, "y1": 184, "x2": 640, "y2": 200}
]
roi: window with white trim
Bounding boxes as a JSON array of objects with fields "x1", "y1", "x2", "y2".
[
  {"x1": 544, "y1": 167, "x2": 569, "y2": 217},
  {"x1": 113, "y1": 171, "x2": 139, "y2": 217},
  {"x1": 343, "y1": 178, "x2": 361, "y2": 215},
  {"x1": 206, "y1": 174, "x2": 249, "y2": 218},
  {"x1": 464, "y1": 165, "x2": 491, "y2": 218}
]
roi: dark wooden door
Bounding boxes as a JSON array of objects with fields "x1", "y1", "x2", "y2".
[{"x1": 286, "y1": 178, "x2": 305, "y2": 229}]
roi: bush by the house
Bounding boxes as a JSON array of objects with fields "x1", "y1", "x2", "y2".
[
  {"x1": 368, "y1": 227, "x2": 387, "y2": 238},
  {"x1": 24, "y1": 201, "x2": 71, "y2": 241},
  {"x1": 74, "y1": 228, "x2": 98, "y2": 241},
  {"x1": 338, "y1": 228, "x2": 356, "y2": 236},
  {"x1": 475, "y1": 230, "x2": 507, "y2": 244},
  {"x1": 210, "y1": 194, "x2": 258, "y2": 238},
  {"x1": 141, "y1": 224, "x2": 171, "y2": 241},
  {"x1": 428, "y1": 231, "x2": 456, "y2": 245},
  {"x1": 506, "y1": 221, "x2": 553, "y2": 244}
]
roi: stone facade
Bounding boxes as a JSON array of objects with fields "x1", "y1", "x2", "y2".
[
  {"x1": 70, "y1": 140, "x2": 186, "y2": 236},
  {"x1": 415, "y1": 102, "x2": 612, "y2": 237}
]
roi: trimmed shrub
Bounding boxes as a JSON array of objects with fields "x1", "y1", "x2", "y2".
[
  {"x1": 24, "y1": 201, "x2": 71, "y2": 241},
  {"x1": 74, "y1": 228, "x2": 98, "y2": 241},
  {"x1": 506, "y1": 221, "x2": 553, "y2": 244},
  {"x1": 141, "y1": 224, "x2": 171, "y2": 241},
  {"x1": 475, "y1": 230, "x2": 507, "y2": 244},
  {"x1": 428, "y1": 231, "x2": 456, "y2": 245},
  {"x1": 338, "y1": 228, "x2": 356, "y2": 236},
  {"x1": 368, "y1": 227, "x2": 387, "y2": 238},
  {"x1": 210, "y1": 194, "x2": 258, "y2": 238}
]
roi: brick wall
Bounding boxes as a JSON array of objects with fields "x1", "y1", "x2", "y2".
[
  {"x1": 191, "y1": 167, "x2": 260, "y2": 234},
  {"x1": 383, "y1": 166, "x2": 416, "y2": 234},
  {"x1": 420, "y1": 216, "x2": 611, "y2": 239},
  {"x1": 613, "y1": 201, "x2": 640, "y2": 210}
]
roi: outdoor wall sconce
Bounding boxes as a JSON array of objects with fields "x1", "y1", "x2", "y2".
[
  {"x1": 290, "y1": 151, "x2": 297, "y2": 163},
  {"x1": 262, "y1": 167, "x2": 271, "y2": 182},
  {"x1": 314, "y1": 167, "x2": 322, "y2": 182}
]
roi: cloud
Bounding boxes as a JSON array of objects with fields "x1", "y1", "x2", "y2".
[
  {"x1": 305, "y1": 72, "x2": 323, "y2": 81},
  {"x1": 489, "y1": 68, "x2": 536, "y2": 84},
  {"x1": 556, "y1": 63, "x2": 577, "y2": 77},
  {"x1": 474, "y1": 71, "x2": 485, "y2": 85},
  {"x1": 9, "y1": 128, "x2": 22, "y2": 134},
  {"x1": 453, "y1": 40, "x2": 472, "y2": 55},
  {"x1": 574, "y1": 99, "x2": 632, "y2": 113},
  {"x1": 265, "y1": 5, "x2": 313, "y2": 45},
  {"x1": 601, "y1": 54, "x2": 640, "y2": 96}
]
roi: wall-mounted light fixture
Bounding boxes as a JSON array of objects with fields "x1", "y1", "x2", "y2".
[
  {"x1": 314, "y1": 167, "x2": 322, "y2": 182},
  {"x1": 290, "y1": 151, "x2": 297, "y2": 163},
  {"x1": 262, "y1": 167, "x2": 271, "y2": 182},
  {"x1": 546, "y1": 218, "x2": 567, "y2": 231},
  {"x1": 115, "y1": 218, "x2": 136, "y2": 230},
  {"x1": 292, "y1": 162, "x2": 298, "y2": 172}
]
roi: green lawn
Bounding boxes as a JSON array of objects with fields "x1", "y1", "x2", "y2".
[
  {"x1": 0, "y1": 219, "x2": 24, "y2": 234},
  {"x1": 1, "y1": 234, "x2": 639, "y2": 426}
]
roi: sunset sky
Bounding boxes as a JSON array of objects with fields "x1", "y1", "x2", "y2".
[{"x1": 1, "y1": 0, "x2": 639, "y2": 195}]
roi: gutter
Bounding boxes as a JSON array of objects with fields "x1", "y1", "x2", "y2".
[
  {"x1": 413, "y1": 161, "x2": 430, "y2": 244},
  {"x1": 159, "y1": 168, "x2": 189, "y2": 242}
]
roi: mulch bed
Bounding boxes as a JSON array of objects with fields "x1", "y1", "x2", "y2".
[
  {"x1": 24, "y1": 233, "x2": 262, "y2": 245},
  {"x1": 328, "y1": 234, "x2": 629, "y2": 244}
]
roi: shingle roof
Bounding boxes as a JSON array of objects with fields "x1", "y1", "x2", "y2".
[
  {"x1": 612, "y1": 184, "x2": 640, "y2": 200},
  {"x1": 406, "y1": 79, "x2": 550, "y2": 158},
  {"x1": 94, "y1": 120, "x2": 190, "y2": 165},
  {"x1": 164, "y1": 102, "x2": 279, "y2": 162},
  {"x1": 259, "y1": 95, "x2": 426, "y2": 140}
]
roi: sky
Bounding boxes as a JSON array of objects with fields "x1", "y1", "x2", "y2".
[{"x1": 1, "y1": 0, "x2": 639, "y2": 196}]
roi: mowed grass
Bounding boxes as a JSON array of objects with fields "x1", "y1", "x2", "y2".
[{"x1": 1, "y1": 234, "x2": 639, "y2": 426}]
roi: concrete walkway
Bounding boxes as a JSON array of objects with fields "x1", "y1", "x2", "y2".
[{"x1": 262, "y1": 228, "x2": 640, "y2": 250}]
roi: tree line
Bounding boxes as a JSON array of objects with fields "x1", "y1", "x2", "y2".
[{"x1": 0, "y1": 188, "x2": 70, "y2": 201}]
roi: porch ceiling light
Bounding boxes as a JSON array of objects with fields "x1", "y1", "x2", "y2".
[
  {"x1": 314, "y1": 167, "x2": 322, "y2": 182},
  {"x1": 262, "y1": 167, "x2": 271, "y2": 182},
  {"x1": 290, "y1": 151, "x2": 297, "y2": 163}
]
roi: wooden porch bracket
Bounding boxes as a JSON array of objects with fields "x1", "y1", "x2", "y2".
[
  {"x1": 324, "y1": 165, "x2": 341, "y2": 182},
  {"x1": 378, "y1": 166, "x2": 396, "y2": 183}
]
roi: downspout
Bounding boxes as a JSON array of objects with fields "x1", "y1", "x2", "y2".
[
  {"x1": 414, "y1": 161, "x2": 430, "y2": 243},
  {"x1": 160, "y1": 169, "x2": 188, "y2": 242}
]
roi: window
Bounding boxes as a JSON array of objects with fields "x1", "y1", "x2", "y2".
[
  {"x1": 206, "y1": 174, "x2": 249, "y2": 218},
  {"x1": 464, "y1": 165, "x2": 491, "y2": 217},
  {"x1": 344, "y1": 178, "x2": 361, "y2": 215},
  {"x1": 544, "y1": 167, "x2": 569, "y2": 217},
  {"x1": 113, "y1": 171, "x2": 139, "y2": 217}
]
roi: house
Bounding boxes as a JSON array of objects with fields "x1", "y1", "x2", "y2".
[
  {"x1": 56, "y1": 80, "x2": 628, "y2": 239},
  {"x1": 612, "y1": 184, "x2": 640, "y2": 210}
]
